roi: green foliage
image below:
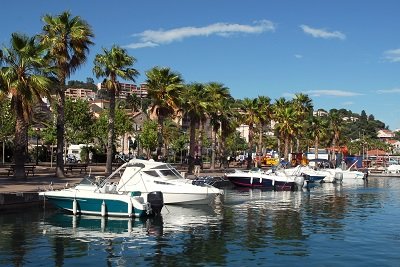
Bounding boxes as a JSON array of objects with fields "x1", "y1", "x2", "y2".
[
  {"x1": 40, "y1": 124, "x2": 56, "y2": 145},
  {"x1": 67, "y1": 79, "x2": 97, "y2": 90},
  {"x1": 0, "y1": 97, "x2": 15, "y2": 140},
  {"x1": 65, "y1": 98, "x2": 95, "y2": 144},
  {"x1": 93, "y1": 108, "x2": 132, "y2": 148},
  {"x1": 139, "y1": 120, "x2": 158, "y2": 157},
  {"x1": 170, "y1": 131, "x2": 189, "y2": 153},
  {"x1": 225, "y1": 132, "x2": 247, "y2": 155}
]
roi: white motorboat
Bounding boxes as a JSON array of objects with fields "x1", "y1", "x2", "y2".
[
  {"x1": 39, "y1": 171, "x2": 164, "y2": 218},
  {"x1": 114, "y1": 159, "x2": 223, "y2": 205},
  {"x1": 307, "y1": 159, "x2": 366, "y2": 183}
]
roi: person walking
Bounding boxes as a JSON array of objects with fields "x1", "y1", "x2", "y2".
[
  {"x1": 88, "y1": 151, "x2": 93, "y2": 163},
  {"x1": 194, "y1": 156, "x2": 201, "y2": 177}
]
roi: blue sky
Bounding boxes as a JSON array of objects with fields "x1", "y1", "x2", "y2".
[{"x1": 2, "y1": 1, "x2": 400, "y2": 129}]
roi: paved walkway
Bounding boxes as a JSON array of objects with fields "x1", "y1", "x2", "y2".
[{"x1": 0, "y1": 163, "x2": 232, "y2": 193}]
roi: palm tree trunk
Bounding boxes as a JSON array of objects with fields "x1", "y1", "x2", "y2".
[
  {"x1": 14, "y1": 98, "x2": 27, "y2": 179},
  {"x1": 198, "y1": 120, "x2": 204, "y2": 160},
  {"x1": 284, "y1": 135, "x2": 290, "y2": 161},
  {"x1": 258, "y1": 125, "x2": 263, "y2": 154},
  {"x1": 157, "y1": 115, "x2": 164, "y2": 158},
  {"x1": 315, "y1": 136, "x2": 319, "y2": 159},
  {"x1": 55, "y1": 91, "x2": 65, "y2": 178},
  {"x1": 210, "y1": 129, "x2": 216, "y2": 170},
  {"x1": 188, "y1": 119, "x2": 196, "y2": 174},
  {"x1": 105, "y1": 88, "x2": 116, "y2": 175}
]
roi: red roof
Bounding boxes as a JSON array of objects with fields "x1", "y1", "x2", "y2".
[{"x1": 366, "y1": 149, "x2": 388, "y2": 156}]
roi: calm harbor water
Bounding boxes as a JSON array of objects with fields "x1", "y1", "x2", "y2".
[{"x1": 1, "y1": 177, "x2": 400, "y2": 267}]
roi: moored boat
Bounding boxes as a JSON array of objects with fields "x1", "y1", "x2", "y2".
[
  {"x1": 225, "y1": 167, "x2": 304, "y2": 190},
  {"x1": 39, "y1": 173, "x2": 163, "y2": 218},
  {"x1": 113, "y1": 159, "x2": 223, "y2": 205}
]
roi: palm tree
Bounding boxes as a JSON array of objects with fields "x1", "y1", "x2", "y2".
[
  {"x1": 41, "y1": 11, "x2": 94, "y2": 177},
  {"x1": 292, "y1": 93, "x2": 313, "y2": 152},
  {"x1": 0, "y1": 33, "x2": 52, "y2": 178},
  {"x1": 328, "y1": 110, "x2": 344, "y2": 161},
  {"x1": 161, "y1": 119, "x2": 179, "y2": 161},
  {"x1": 273, "y1": 98, "x2": 299, "y2": 161},
  {"x1": 204, "y1": 82, "x2": 232, "y2": 169},
  {"x1": 93, "y1": 46, "x2": 138, "y2": 175},
  {"x1": 126, "y1": 93, "x2": 141, "y2": 112},
  {"x1": 255, "y1": 96, "x2": 272, "y2": 154},
  {"x1": 179, "y1": 83, "x2": 208, "y2": 173},
  {"x1": 218, "y1": 98, "x2": 239, "y2": 168},
  {"x1": 240, "y1": 98, "x2": 261, "y2": 168},
  {"x1": 307, "y1": 115, "x2": 327, "y2": 160},
  {"x1": 146, "y1": 67, "x2": 184, "y2": 158}
]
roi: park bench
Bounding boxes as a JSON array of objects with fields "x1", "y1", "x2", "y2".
[
  {"x1": 65, "y1": 163, "x2": 88, "y2": 174},
  {"x1": 6, "y1": 165, "x2": 36, "y2": 177}
]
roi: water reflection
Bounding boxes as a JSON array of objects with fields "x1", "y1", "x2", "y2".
[{"x1": 1, "y1": 178, "x2": 400, "y2": 266}]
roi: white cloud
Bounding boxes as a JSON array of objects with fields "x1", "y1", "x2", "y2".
[
  {"x1": 294, "y1": 54, "x2": 303, "y2": 59},
  {"x1": 300, "y1": 25, "x2": 346, "y2": 40},
  {"x1": 124, "y1": 20, "x2": 276, "y2": 49},
  {"x1": 383, "y1": 49, "x2": 400, "y2": 62},
  {"x1": 377, "y1": 88, "x2": 400, "y2": 94},
  {"x1": 341, "y1": 101, "x2": 354, "y2": 106},
  {"x1": 304, "y1": 90, "x2": 362, "y2": 97},
  {"x1": 124, "y1": 41, "x2": 159, "y2": 49}
]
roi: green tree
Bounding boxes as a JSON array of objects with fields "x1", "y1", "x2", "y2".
[
  {"x1": 139, "y1": 120, "x2": 158, "y2": 158},
  {"x1": 204, "y1": 82, "x2": 233, "y2": 169},
  {"x1": 225, "y1": 131, "x2": 247, "y2": 156},
  {"x1": 0, "y1": 33, "x2": 52, "y2": 178},
  {"x1": 170, "y1": 130, "x2": 189, "y2": 164},
  {"x1": 255, "y1": 96, "x2": 272, "y2": 154},
  {"x1": 93, "y1": 109, "x2": 133, "y2": 153},
  {"x1": 0, "y1": 95, "x2": 15, "y2": 163},
  {"x1": 161, "y1": 119, "x2": 180, "y2": 161},
  {"x1": 292, "y1": 93, "x2": 313, "y2": 151},
  {"x1": 273, "y1": 98, "x2": 299, "y2": 161},
  {"x1": 240, "y1": 98, "x2": 260, "y2": 168},
  {"x1": 65, "y1": 98, "x2": 95, "y2": 145},
  {"x1": 146, "y1": 67, "x2": 184, "y2": 157},
  {"x1": 93, "y1": 45, "x2": 138, "y2": 175},
  {"x1": 180, "y1": 83, "x2": 208, "y2": 173},
  {"x1": 306, "y1": 115, "x2": 328, "y2": 159},
  {"x1": 41, "y1": 11, "x2": 94, "y2": 177},
  {"x1": 328, "y1": 110, "x2": 344, "y2": 159},
  {"x1": 126, "y1": 93, "x2": 141, "y2": 112}
]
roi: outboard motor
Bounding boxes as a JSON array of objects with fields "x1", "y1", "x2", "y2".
[{"x1": 147, "y1": 191, "x2": 164, "y2": 215}]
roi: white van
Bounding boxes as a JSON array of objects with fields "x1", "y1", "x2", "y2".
[{"x1": 67, "y1": 144, "x2": 87, "y2": 162}]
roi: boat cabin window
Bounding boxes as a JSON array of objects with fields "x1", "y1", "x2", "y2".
[
  {"x1": 159, "y1": 169, "x2": 181, "y2": 179},
  {"x1": 143, "y1": 170, "x2": 160, "y2": 177}
]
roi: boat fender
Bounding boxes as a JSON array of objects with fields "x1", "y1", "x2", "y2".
[
  {"x1": 128, "y1": 199, "x2": 133, "y2": 217},
  {"x1": 101, "y1": 200, "x2": 107, "y2": 217},
  {"x1": 73, "y1": 198, "x2": 78, "y2": 215}
]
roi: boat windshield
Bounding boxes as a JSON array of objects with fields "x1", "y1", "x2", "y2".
[{"x1": 79, "y1": 175, "x2": 97, "y2": 185}]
